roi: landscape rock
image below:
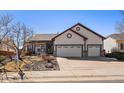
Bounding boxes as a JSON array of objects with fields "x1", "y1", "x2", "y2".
[
  {"x1": 45, "y1": 62, "x2": 53, "y2": 68},
  {"x1": 24, "y1": 60, "x2": 60, "y2": 71}
]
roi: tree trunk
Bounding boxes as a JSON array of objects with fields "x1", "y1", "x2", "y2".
[{"x1": 18, "y1": 49, "x2": 21, "y2": 60}]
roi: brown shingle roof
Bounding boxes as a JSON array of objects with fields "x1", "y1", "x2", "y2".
[
  {"x1": 108, "y1": 34, "x2": 124, "y2": 40},
  {"x1": 30, "y1": 34, "x2": 57, "y2": 41}
]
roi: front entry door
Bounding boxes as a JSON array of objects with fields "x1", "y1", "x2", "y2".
[
  {"x1": 46, "y1": 43, "x2": 54, "y2": 54},
  {"x1": 41, "y1": 46, "x2": 46, "y2": 54}
]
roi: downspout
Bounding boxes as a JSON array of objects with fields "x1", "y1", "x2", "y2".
[{"x1": 84, "y1": 39, "x2": 87, "y2": 57}]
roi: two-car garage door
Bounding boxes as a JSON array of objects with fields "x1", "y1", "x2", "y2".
[{"x1": 56, "y1": 45, "x2": 82, "y2": 57}]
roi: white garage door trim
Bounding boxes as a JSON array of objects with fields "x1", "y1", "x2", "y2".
[
  {"x1": 55, "y1": 44, "x2": 83, "y2": 57},
  {"x1": 87, "y1": 44, "x2": 101, "y2": 57}
]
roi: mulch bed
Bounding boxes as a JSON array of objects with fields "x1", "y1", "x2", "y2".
[{"x1": 24, "y1": 59, "x2": 60, "y2": 71}]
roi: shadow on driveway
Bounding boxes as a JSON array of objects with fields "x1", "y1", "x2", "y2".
[{"x1": 66, "y1": 57, "x2": 119, "y2": 62}]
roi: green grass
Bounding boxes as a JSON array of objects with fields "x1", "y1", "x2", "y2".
[{"x1": 0, "y1": 56, "x2": 6, "y2": 62}]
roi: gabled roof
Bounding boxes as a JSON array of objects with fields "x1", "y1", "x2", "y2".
[
  {"x1": 107, "y1": 34, "x2": 124, "y2": 40},
  {"x1": 29, "y1": 23, "x2": 105, "y2": 42},
  {"x1": 52, "y1": 28, "x2": 88, "y2": 40},
  {"x1": 30, "y1": 34, "x2": 57, "y2": 41},
  {"x1": 52, "y1": 23, "x2": 105, "y2": 40},
  {"x1": 71, "y1": 23, "x2": 105, "y2": 39}
]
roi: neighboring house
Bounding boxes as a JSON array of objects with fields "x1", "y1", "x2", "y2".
[
  {"x1": 0, "y1": 40, "x2": 14, "y2": 52},
  {"x1": 0, "y1": 38, "x2": 15, "y2": 56},
  {"x1": 0, "y1": 43, "x2": 10, "y2": 51},
  {"x1": 26, "y1": 23, "x2": 105, "y2": 57},
  {"x1": 104, "y1": 34, "x2": 124, "y2": 53},
  {"x1": 0, "y1": 43, "x2": 15, "y2": 56}
]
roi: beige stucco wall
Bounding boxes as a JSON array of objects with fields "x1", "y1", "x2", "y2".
[
  {"x1": 104, "y1": 37, "x2": 117, "y2": 53},
  {"x1": 71, "y1": 25, "x2": 103, "y2": 52},
  {"x1": 72, "y1": 25, "x2": 103, "y2": 45},
  {"x1": 54, "y1": 30, "x2": 84, "y2": 45}
]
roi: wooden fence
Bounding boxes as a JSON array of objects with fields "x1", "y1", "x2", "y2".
[{"x1": 0, "y1": 51, "x2": 15, "y2": 56}]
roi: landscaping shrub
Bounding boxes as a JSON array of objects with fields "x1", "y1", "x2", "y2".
[
  {"x1": 0, "y1": 56, "x2": 6, "y2": 62},
  {"x1": 105, "y1": 52, "x2": 124, "y2": 61},
  {"x1": 42, "y1": 54, "x2": 56, "y2": 61},
  {"x1": 25, "y1": 52, "x2": 32, "y2": 56}
]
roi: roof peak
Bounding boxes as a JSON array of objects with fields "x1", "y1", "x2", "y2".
[{"x1": 69, "y1": 22, "x2": 105, "y2": 39}]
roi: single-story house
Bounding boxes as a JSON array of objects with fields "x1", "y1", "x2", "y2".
[
  {"x1": 26, "y1": 23, "x2": 105, "y2": 57},
  {"x1": 104, "y1": 34, "x2": 124, "y2": 53}
]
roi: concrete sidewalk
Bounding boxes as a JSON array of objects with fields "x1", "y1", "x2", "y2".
[{"x1": 1, "y1": 57, "x2": 124, "y2": 83}]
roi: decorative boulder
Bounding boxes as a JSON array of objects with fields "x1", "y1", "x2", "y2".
[
  {"x1": 45, "y1": 62, "x2": 53, "y2": 68},
  {"x1": 51, "y1": 60, "x2": 57, "y2": 65}
]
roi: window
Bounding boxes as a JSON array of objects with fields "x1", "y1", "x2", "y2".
[
  {"x1": 66, "y1": 33, "x2": 72, "y2": 38},
  {"x1": 27, "y1": 45, "x2": 32, "y2": 52},
  {"x1": 70, "y1": 46, "x2": 74, "y2": 48},
  {"x1": 76, "y1": 27, "x2": 80, "y2": 31},
  {"x1": 37, "y1": 48, "x2": 41, "y2": 52},
  {"x1": 64, "y1": 46, "x2": 68, "y2": 48},
  {"x1": 120, "y1": 43, "x2": 124, "y2": 50},
  {"x1": 95, "y1": 46, "x2": 100, "y2": 48},
  {"x1": 77, "y1": 46, "x2": 81, "y2": 48}
]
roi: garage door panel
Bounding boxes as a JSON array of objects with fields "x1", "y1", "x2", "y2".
[
  {"x1": 56, "y1": 45, "x2": 82, "y2": 57},
  {"x1": 88, "y1": 45, "x2": 100, "y2": 56}
]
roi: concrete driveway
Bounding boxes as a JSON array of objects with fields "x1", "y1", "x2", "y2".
[
  {"x1": 55, "y1": 57, "x2": 124, "y2": 82},
  {"x1": 1, "y1": 57, "x2": 124, "y2": 83},
  {"x1": 58, "y1": 57, "x2": 124, "y2": 72}
]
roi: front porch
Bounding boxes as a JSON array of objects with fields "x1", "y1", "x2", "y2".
[{"x1": 26, "y1": 41, "x2": 54, "y2": 55}]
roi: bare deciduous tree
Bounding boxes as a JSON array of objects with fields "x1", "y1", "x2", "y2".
[
  {"x1": 0, "y1": 14, "x2": 13, "y2": 43},
  {"x1": 9, "y1": 22, "x2": 33, "y2": 60},
  {"x1": 0, "y1": 14, "x2": 33, "y2": 79},
  {"x1": 116, "y1": 11, "x2": 124, "y2": 34}
]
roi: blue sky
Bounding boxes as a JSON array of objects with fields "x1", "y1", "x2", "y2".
[{"x1": 0, "y1": 10, "x2": 122, "y2": 37}]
